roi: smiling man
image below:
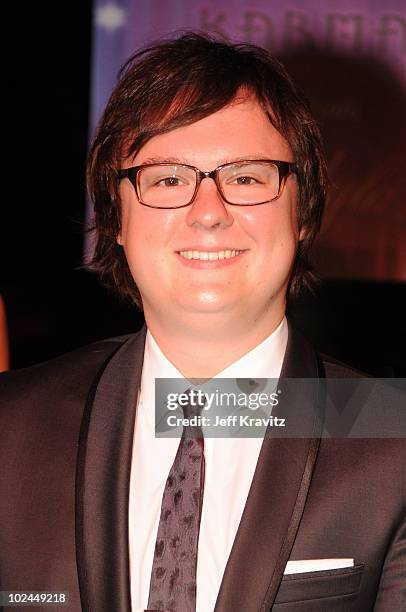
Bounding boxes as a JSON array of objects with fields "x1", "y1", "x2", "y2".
[
  {"x1": 0, "y1": 33, "x2": 405, "y2": 612},
  {"x1": 116, "y1": 97, "x2": 300, "y2": 378}
]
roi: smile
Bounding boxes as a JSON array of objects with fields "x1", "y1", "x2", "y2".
[{"x1": 178, "y1": 250, "x2": 245, "y2": 261}]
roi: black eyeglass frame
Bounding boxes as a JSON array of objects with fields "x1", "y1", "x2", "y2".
[{"x1": 117, "y1": 159, "x2": 297, "y2": 209}]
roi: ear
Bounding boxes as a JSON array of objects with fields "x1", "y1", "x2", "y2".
[
  {"x1": 298, "y1": 226, "x2": 308, "y2": 242},
  {"x1": 116, "y1": 233, "x2": 123, "y2": 246}
]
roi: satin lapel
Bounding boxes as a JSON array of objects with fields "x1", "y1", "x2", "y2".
[
  {"x1": 214, "y1": 324, "x2": 324, "y2": 612},
  {"x1": 76, "y1": 328, "x2": 147, "y2": 612}
]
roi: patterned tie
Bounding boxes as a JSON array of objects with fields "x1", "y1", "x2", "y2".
[{"x1": 146, "y1": 390, "x2": 206, "y2": 612}]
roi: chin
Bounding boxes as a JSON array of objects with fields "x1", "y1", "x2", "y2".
[{"x1": 177, "y1": 291, "x2": 235, "y2": 314}]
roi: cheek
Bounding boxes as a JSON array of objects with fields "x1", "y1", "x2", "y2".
[
  {"x1": 242, "y1": 206, "x2": 299, "y2": 251},
  {"x1": 121, "y1": 215, "x2": 159, "y2": 271},
  {"x1": 239, "y1": 207, "x2": 299, "y2": 291},
  {"x1": 119, "y1": 191, "x2": 175, "y2": 249},
  {"x1": 119, "y1": 196, "x2": 182, "y2": 280}
]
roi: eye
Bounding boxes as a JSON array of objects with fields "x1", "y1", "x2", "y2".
[
  {"x1": 228, "y1": 174, "x2": 263, "y2": 186},
  {"x1": 234, "y1": 176, "x2": 259, "y2": 185},
  {"x1": 152, "y1": 172, "x2": 192, "y2": 188},
  {"x1": 155, "y1": 176, "x2": 183, "y2": 187}
]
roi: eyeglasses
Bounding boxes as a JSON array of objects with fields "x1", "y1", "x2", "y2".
[{"x1": 117, "y1": 159, "x2": 297, "y2": 209}]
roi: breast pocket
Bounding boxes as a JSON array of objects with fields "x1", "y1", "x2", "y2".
[{"x1": 273, "y1": 564, "x2": 364, "y2": 611}]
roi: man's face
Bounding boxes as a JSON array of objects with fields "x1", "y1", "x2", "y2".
[{"x1": 118, "y1": 96, "x2": 300, "y2": 329}]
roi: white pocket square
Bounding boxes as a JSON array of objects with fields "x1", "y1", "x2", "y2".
[{"x1": 284, "y1": 558, "x2": 354, "y2": 574}]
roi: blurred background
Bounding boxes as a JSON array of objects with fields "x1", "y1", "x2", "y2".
[{"x1": 1, "y1": 0, "x2": 405, "y2": 375}]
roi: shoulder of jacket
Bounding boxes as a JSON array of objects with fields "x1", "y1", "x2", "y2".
[
  {"x1": 320, "y1": 353, "x2": 368, "y2": 378},
  {"x1": 0, "y1": 331, "x2": 140, "y2": 402}
]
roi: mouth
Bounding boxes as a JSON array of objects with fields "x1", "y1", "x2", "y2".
[{"x1": 177, "y1": 249, "x2": 246, "y2": 261}]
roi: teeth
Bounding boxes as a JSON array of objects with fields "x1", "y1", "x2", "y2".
[{"x1": 178, "y1": 250, "x2": 243, "y2": 261}]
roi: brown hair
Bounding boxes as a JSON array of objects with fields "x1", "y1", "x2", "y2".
[{"x1": 87, "y1": 32, "x2": 327, "y2": 307}]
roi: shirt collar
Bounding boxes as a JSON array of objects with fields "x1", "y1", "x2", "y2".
[
  {"x1": 212, "y1": 316, "x2": 288, "y2": 380},
  {"x1": 143, "y1": 316, "x2": 287, "y2": 383},
  {"x1": 140, "y1": 317, "x2": 288, "y2": 427}
]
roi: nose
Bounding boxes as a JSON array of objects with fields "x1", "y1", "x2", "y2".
[{"x1": 185, "y1": 177, "x2": 234, "y2": 230}]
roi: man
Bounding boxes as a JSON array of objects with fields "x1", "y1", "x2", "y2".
[{"x1": 0, "y1": 33, "x2": 405, "y2": 612}]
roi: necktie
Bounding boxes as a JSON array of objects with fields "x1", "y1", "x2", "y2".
[{"x1": 147, "y1": 390, "x2": 205, "y2": 612}]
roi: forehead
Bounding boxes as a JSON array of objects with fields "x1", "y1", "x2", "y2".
[{"x1": 131, "y1": 96, "x2": 293, "y2": 168}]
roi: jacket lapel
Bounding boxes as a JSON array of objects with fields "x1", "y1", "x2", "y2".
[
  {"x1": 76, "y1": 328, "x2": 146, "y2": 612},
  {"x1": 214, "y1": 324, "x2": 325, "y2": 612}
]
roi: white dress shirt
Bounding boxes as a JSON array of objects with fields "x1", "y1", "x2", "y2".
[{"x1": 129, "y1": 317, "x2": 288, "y2": 612}]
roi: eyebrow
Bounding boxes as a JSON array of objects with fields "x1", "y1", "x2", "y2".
[
  {"x1": 137, "y1": 154, "x2": 276, "y2": 166},
  {"x1": 138, "y1": 156, "x2": 188, "y2": 165}
]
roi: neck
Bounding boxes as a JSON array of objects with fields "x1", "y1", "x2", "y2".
[{"x1": 144, "y1": 305, "x2": 286, "y2": 378}]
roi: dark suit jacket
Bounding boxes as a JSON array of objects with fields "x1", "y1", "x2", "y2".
[{"x1": 0, "y1": 325, "x2": 405, "y2": 611}]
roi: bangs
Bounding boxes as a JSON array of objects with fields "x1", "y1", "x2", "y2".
[{"x1": 125, "y1": 80, "x2": 250, "y2": 161}]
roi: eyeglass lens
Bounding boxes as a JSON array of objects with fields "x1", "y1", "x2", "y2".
[{"x1": 138, "y1": 162, "x2": 281, "y2": 207}]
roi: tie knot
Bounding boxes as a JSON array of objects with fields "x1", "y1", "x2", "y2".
[{"x1": 181, "y1": 388, "x2": 206, "y2": 420}]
